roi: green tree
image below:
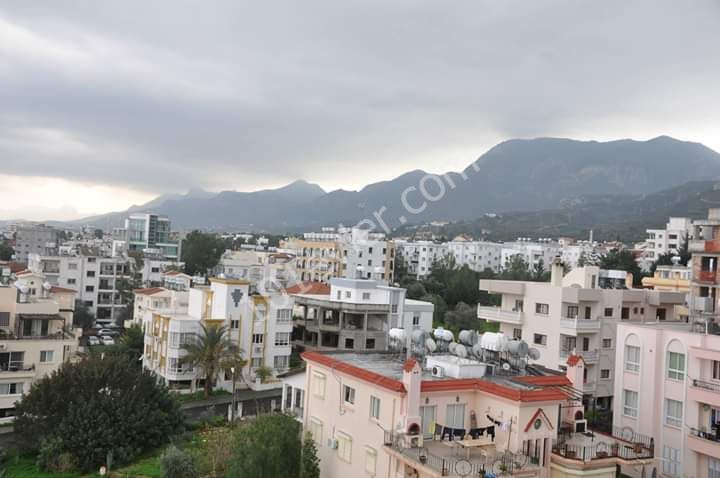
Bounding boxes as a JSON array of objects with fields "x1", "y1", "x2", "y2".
[
  {"x1": 93, "y1": 228, "x2": 104, "y2": 239},
  {"x1": 444, "y1": 302, "x2": 479, "y2": 333},
  {"x1": 119, "y1": 323, "x2": 145, "y2": 360},
  {"x1": 405, "y1": 282, "x2": 427, "y2": 300},
  {"x1": 14, "y1": 354, "x2": 183, "y2": 472},
  {"x1": 181, "y1": 323, "x2": 237, "y2": 398},
  {"x1": 228, "y1": 414, "x2": 302, "y2": 478},
  {"x1": 499, "y1": 255, "x2": 531, "y2": 281},
  {"x1": 300, "y1": 433, "x2": 320, "y2": 478},
  {"x1": 0, "y1": 241, "x2": 13, "y2": 261},
  {"x1": 182, "y1": 231, "x2": 226, "y2": 276},
  {"x1": 72, "y1": 300, "x2": 94, "y2": 330},
  {"x1": 420, "y1": 293, "x2": 448, "y2": 327},
  {"x1": 254, "y1": 365, "x2": 273, "y2": 383}
]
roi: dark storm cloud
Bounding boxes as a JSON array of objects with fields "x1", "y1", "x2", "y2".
[{"x1": 0, "y1": 0, "x2": 718, "y2": 194}]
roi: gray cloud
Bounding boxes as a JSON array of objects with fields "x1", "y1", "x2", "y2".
[{"x1": 0, "y1": 0, "x2": 719, "y2": 195}]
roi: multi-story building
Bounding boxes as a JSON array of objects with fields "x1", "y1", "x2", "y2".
[
  {"x1": 28, "y1": 250, "x2": 131, "y2": 325},
  {"x1": 0, "y1": 271, "x2": 81, "y2": 420},
  {"x1": 478, "y1": 260, "x2": 685, "y2": 412},
  {"x1": 641, "y1": 264, "x2": 691, "y2": 293},
  {"x1": 501, "y1": 239, "x2": 562, "y2": 271},
  {"x1": 117, "y1": 213, "x2": 182, "y2": 260},
  {"x1": 291, "y1": 278, "x2": 433, "y2": 352},
  {"x1": 395, "y1": 240, "x2": 449, "y2": 278},
  {"x1": 281, "y1": 227, "x2": 395, "y2": 283},
  {"x1": 13, "y1": 224, "x2": 59, "y2": 262},
  {"x1": 645, "y1": 217, "x2": 693, "y2": 260},
  {"x1": 140, "y1": 276, "x2": 293, "y2": 392},
  {"x1": 614, "y1": 321, "x2": 720, "y2": 478},
  {"x1": 217, "y1": 250, "x2": 297, "y2": 290},
  {"x1": 446, "y1": 237, "x2": 503, "y2": 273}
]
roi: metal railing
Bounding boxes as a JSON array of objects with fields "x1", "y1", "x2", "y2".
[
  {"x1": 689, "y1": 427, "x2": 720, "y2": 443},
  {"x1": 552, "y1": 441, "x2": 653, "y2": 461},
  {"x1": 610, "y1": 426, "x2": 655, "y2": 449},
  {"x1": 476, "y1": 306, "x2": 523, "y2": 324},
  {"x1": 692, "y1": 378, "x2": 720, "y2": 393}
]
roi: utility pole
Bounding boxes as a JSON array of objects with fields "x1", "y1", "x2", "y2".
[{"x1": 230, "y1": 366, "x2": 237, "y2": 425}]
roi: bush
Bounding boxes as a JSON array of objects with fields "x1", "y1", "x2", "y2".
[
  {"x1": 229, "y1": 414, "x2": 302, "y2": 478},
  {"x1": 36, "y1": 437, "x2": 76, "y2": 472},
  {"x1": 15, "y1": 354, "x2": 184, "y2": 472},
  {"x1": 160, "y1": 445, "x2": 199, "y2": 478}
]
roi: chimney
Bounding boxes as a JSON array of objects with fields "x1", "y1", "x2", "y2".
[
  {"x1": 402, "y1": 358, "x2": 423, "y2": 439},
  {"x1": 550, "y1": 256, "x2": 564, "y2": 286}
]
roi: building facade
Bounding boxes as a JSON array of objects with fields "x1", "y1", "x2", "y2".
[
  {"x1": 119, "y1": 213, "x2": 182, "y2": 260},
  {"x1": 478, "y1": 261, "x2": 685, "y2": 411},
  {"x1": 13, "y1": 224, "x2": 59, "y2": 262}
]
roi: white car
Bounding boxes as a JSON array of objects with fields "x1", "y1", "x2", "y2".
[
  {"x1": 98, "y1": 328, "x2": 120, "y2": 337},
  {"x1": 88, "y1": 336, "x2": 100, "y2": 346},
  {"x1": 100, "y1": 335, "x2": 115, "y2": 346}
]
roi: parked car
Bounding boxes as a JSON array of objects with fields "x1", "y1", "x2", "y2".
[
  {"x1": 88, "y1": 336, "x2": 100, "y2": 346},
  {"x1": 98, "y1": 328, "x2": 120, "y2": 337},
  {"x1": 100, "y1": 336, "x2": 115, "y2": 346}
]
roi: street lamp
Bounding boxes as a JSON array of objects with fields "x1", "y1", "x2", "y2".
[{"x1": 230, "y1": 366, "x2": 237, "y2": 425}]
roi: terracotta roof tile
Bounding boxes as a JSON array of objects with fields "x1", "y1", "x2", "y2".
[
  {"x1": 133, "y1": 287, "x2": 166, "y2": 296},
  {"x1": 403, "y1": 358, "x2": 418, "y2": 373},
  {"x1": 49, "y1": 286, "x2": 76, "y2": 294},
  {"x1": 514, "y1": 375, "x2": 571, "y2": 386},
  {"x1": 566, "y1": 354, "x2": 584, "y2": 366},
  {"x1": 285, "y1": 281, "x2": 331, "y2": 295},
  {"x1": 421, "y1": 379, "x2": 568, "y2": 403}
]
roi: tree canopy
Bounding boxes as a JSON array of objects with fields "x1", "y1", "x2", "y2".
[
  {"x1": 0, "y1": 241, "x2": 14, "y2": 261},
  {"x1": 599, "y1": 248, "x2": 644, "y2": 286},
  {"x1": 15, "y1": 354, "x2": 183, "y2": 472},
  {"x1": 182, "y1": 231, "x2": 227, "y2": 276},
  {"x1": 228, "y1": 414, "x2": 302, "y2": 478}
]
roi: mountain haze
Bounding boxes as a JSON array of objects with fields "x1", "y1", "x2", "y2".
[{"x1": 78, "y1": 136, "x2": 720, "y2": 232}]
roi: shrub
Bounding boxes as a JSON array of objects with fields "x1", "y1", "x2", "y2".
[
  {"x1": 160, "y1": 445, "x2": 199, "y2": 478},
  {"x1": 15, "y1": 354, "x2": 184, "y2": 472},
  {"x1": 228, "y1": 414, "x2": 302, "y2": 478}
]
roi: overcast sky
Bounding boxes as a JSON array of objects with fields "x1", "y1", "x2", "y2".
[{"x1": 1, "y1": 1, "x2": 718, "y2": 220}]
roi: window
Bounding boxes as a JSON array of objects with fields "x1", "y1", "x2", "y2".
[
  {"x1": 337, "y1": 432, "x2": 352, "y2": 463},
  {"x1": 362, "y1": 292, "x2": 371, "y2": 300},
  {"x1": 343, "y1": 385, "x2": 356, "y2": 405},
  {"x1": 365, "y1": 338, "x2": 375, "y2": 349},
  {"x1": 275, "y1": 333, "x2": 290, "y2": 346},
  {"x1": 0, "y1": 312, "x2": 9, "y2": 327},
  {"x1": 85, "y1": 285, "x2": 94, "y2": 292},
  {"x1": 370, "y1": 396, "x2": 381, "y2": 420},
  {"x1": 602, "y1": 338, "x2": 612, "y2": 348},
  {"x1": 600, "y1": 369, "x2": 610, "y2": 379},
  {"x1": 713, "y1": 360, "x2": 720, "y2": 380},
  {"x1": 84, "y1": 300, "x2": 93, "y2": 307},
  {"x1": 230, "y1": 319, "x2": 239, "y2": 329},
  {"x1": 274, "y1": 355, "x2": 289, "y2": 369},
  {"x1": 252, "y1": 334, "x2": 264, "y2": 344},
  {"x1": 67, "y1": 278, "x2": 76, "y2": 285},
  {"x1": 604, "y1": 308, "x2": 613, "y2": 317},
  {"x1": 40, "y1": 350, "x2": 54, "y2": 363},
  {"x1": 68, "y1": 263, "x2": 78, "y2": 270},
  {"x1": 87, "y1": 257, "x2": 96, "y2": 263},
  {"x1": 345, "y1": 338, "x2": 354, "y2": 349},
  {"x1": 446, "y1": 403, "x2": 466, "y2": 428},
  {"x1": 277, "y1": 309, "x2": 292, "y2": 322},
  {"x1": 412, "y1": 314, "x2": 420, "y2": 326},
  {"x1": 512, "y1": 328, "x2": 522, "y2": 339},
  {"x1": 623, "y1": 390, "x2": 638, "y2": 417},
  {"x1": 308, "y1": 418, "x2": 323, "y2": 443},
  {"x1": 336, "y1": 291, "x2": 341, "y2": 300},
  {"x1": 533, "y1": 334, "x2": 547, "y2": 346},
  {"x1": 251, "y1": 357, "x2": 263, "y2": 368},
  {"x1": 313, "y1": 372, "x2": 326, "y2": 398},
  {"x1": 625, "y1": 345, "x2": 640, "y2": 373},
  {"x1": 664, "y1": 399, "x2": 683, "y2": 428},
  {"x1": 0, "y1": 383, "x2": 23, "y2": 395},
  {"x1": 151, "y1": 267, "x2": 160, "y2": 273},
  {"x1": 365, "y1": 447, "x2": 377, "y2": 475},
  {"x1": 535, "y1": 303, "x2": 549, "y2": 315},
  {"x1": 667, "y1": 351, "x2": 685, "y2": 381},
  {"x1": 621, "y1": 307, "x2": 629, "y2": 320},
  {"x1": 662, "y1": 445, "x2": 681, "y2": 477},
  {"x1": 710, "y1": 457, "x2": 720, "y2": 478},
  {"x1": 86, "y1": 271, "x2": 95, "y2": 278},
  {"x1": 566, "y1": 305, "x2": 578, "y2": 319},
  {"x1": 345, "y1": 291, "x2": 351, "y2": 299}
]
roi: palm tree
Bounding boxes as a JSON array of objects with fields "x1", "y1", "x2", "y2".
[{"x1": 181, "y1": 323, "x2": 237, "y2": 398}]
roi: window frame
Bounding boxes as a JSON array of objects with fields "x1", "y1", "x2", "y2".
[
  {"x1": 664, "y1": 398, "x2": 683, "y2": 428},
  {"x1": 624, "y1": 345, "x2": 640, "y2": 373},
  {"x1": 369, "y1": 395, "x2": 381, "y2": 420},
  {"x1": 343, "y1": 384, "x2": 356, "y2": 405},
  {"x1": 667, "y1": 351, "x2": 685, "y2": 381},
  {"x1": 623, "y1": 389, "x2": 638, "y2": 418}
]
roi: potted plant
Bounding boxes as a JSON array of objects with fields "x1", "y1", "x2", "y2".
[{"x1": 633, "y1": 442, "x2": 644, "y2": 454}]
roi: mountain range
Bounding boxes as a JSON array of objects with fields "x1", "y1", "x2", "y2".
[{"x1": 77, "y1": 136, "x2": 720, "y2": 235}]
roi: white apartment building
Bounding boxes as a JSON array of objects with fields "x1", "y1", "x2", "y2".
[
  {"x1": 645, "y1": 217, "x2": 693, "y2": 261},
  {"x1": 291, "y1": 278, "x2": 433, "y2": 351},
  {"x1": 478, "y1": 260, "x2": 686, "y2": 411},
  {"x1": 446, "y1": 237, "x2": 503, "y2": 273},
  {"x1": 281, "y1": 227, "x2": 395, "y2": 283},
  {"x1": 217, "y1": 249, "x2": 297, "y2": 291},
  {"x1": 501, "y1": 239, "x2": 561, "y2": 270},
  {"x1": 614, "y1": 321, "x2": 720, "y2": 478},
  {"x1": 28, "y1": 250, "x2": 131, "y2": 325},
  {"x1": 140, "y1": 277, "x2": 293, "y2": 392},
  {"x1": 0, "y1": 271, "x2": 81, "y2": 420},
  {"x1": 395, "y1": 240, "x2": 449, "y2": 278}
]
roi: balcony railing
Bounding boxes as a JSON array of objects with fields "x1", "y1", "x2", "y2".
[
  {"x1": 560, "y1": 350, "x2": 599, "y2": 362},
  {"x1": 692, "y1": 378, "x2": 720, "y2": 393},
  {"x1": 476, "y1": 305, "x2": 523, "y2": 325},
  {"x1": 560, "y1": 318, "x2": 601, "y2": 331},
  {"x1": 689, "y1": 427, "x2": 720, "y2": 443},
  {"x1": 0, "y1": 363, "x2": 34, "y2": 372}
]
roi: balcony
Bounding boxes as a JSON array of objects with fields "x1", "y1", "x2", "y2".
[
  {"x1": 383, "y1": 431, "x2": 538, "y2": 478},
  {"x1": 688, "y1": 378, "x2": 720, "y2": 408},
  {"x1": 560, "y1": 318, "x2": 601, "y2": 332},
  {"x1": 476, "y1": 305, "x2": 522, "y2": 325},
  {"x1": 689, "y1": 239, "x2": 720, "y2": 254},
  {"x1": 560, "y1": 349, "x2": 599, "y2": 363},
  {"x1": 552, "y1": 429, "x2": 654, "y2": 467},
  {"x1": 696, "y1": 270, "x2": 717, "y2": 283},
  {"x1": 687, "y1": 428, "x2": 720, "y2": 457}
]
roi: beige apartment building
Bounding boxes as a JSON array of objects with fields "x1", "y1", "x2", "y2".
[{"x1": 0, "y1": 271, "x2": 81, "y2": 420}]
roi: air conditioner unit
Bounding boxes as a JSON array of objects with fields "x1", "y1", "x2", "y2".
[
  {"x1": 431, "y1": 366, "x2": 444, "y2": 378},
  {"x1": 327, "y1": 438, "x2": 339, "y2": 449}
]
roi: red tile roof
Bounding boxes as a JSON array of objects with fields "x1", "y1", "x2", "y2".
[
  {"x1": 566, "y1": 354, "x2": 584, "y2": 366},
  {"x1": 16, "y1": 270, "x2": 33, "y2": 276},
  {"x1": 9, "y1": 262, "x2": 26, "y2": 273},
  {"x1": 133, "y1": 287, "x2": 166, "y2": 296},
  {"x1": 301, "y1": 352, "x2": 406, "y2": 393},
  {"x1": 403, "y1": 358, "x2": 418, "y2": 373},
  {"x1": 514, "y1": 375, "x2": 571, "y2": 386},
  {"x1": 49, "y1": 286, "x2": 76, "y2": 294},
  {"x1": 421, "y1": 379, "x2": 568, "y2": 403},
  {"x1": 285, "y1": 281, "x2": 331, "y2": 295}
]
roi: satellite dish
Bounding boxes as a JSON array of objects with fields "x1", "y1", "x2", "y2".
[
  {"x1": 425, "y1": 338, "x2": 437, "y2": 352},
  {"x1": 502, "y1": 362, "x2": 511, "y2": 371},
  {"x1": 528, "y1": 348, "x2": 541, "y2": 360},
  {"x1": 458, "y1": 330, "x2": 476, "y2": 346},
  {"x1": 448, "y1": 342, "x2": 457, "y2": 354},
  {"x1": 455, "y1": 344, "x2": 468, "y2": 358},
  {"x1": 411, "y1": 329, "x2": 425, "y2": 344}
]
